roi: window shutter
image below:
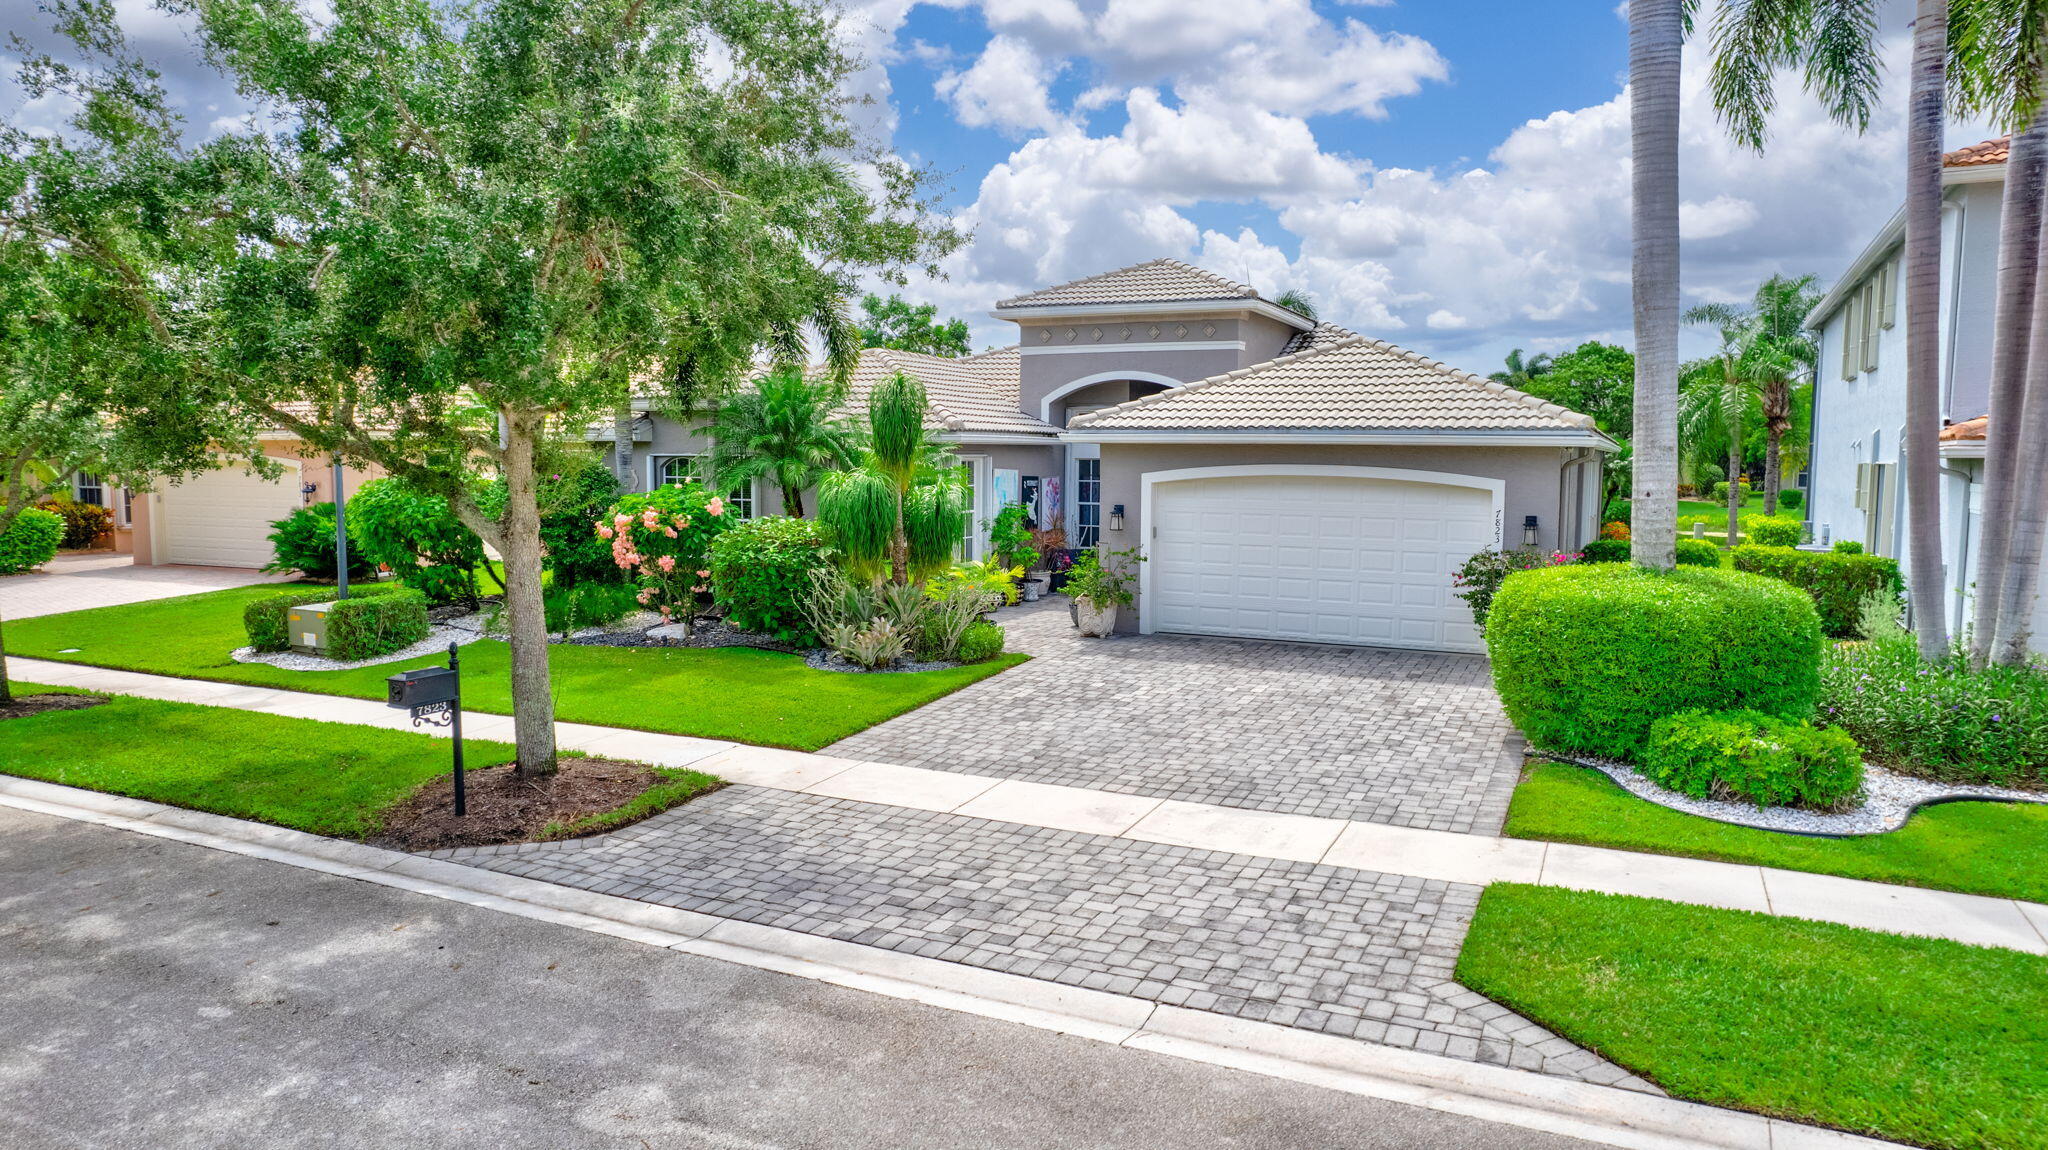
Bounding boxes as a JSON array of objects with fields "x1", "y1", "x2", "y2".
[
  {"x1": 1854, "y1": 462, "x2": 1872, "y2": 511},
  {"x1": 1862, "y1": 283, "x2": 1880, "y2": 372},
  {"x1": 1878, "y1": 261, "x2": 1897, "y2": 328},
  {"x1": 1841, "y1": 296, "x2": 1860, "y2": 380}
]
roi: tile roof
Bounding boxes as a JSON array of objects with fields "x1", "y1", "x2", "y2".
[
  {"x1": 1067, "y1": 336, "x2": 1597, "y2": 433},
  {"x1": 995, "y1": 258, "x2": 1261, "y2": 309},
  {"x1": 1279, "y1": 320, "x2": 1359, "y2": 356},
  {"x1": 836, "y1": 345, "x2": 1059, "y2": 437},
  {"x1": 1946, "y1": 137, "x2": 2009, "y2": 167},
  {"x1": 1940, "y1": 414, "x2": 1988, "y2": 441}
]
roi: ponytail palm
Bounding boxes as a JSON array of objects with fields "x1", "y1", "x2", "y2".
[
  {"x1": 703, "y1": 368, "x2": 857, "y2": 517},
  {"x1": 817, "y1": 371, "x2": 968, "y2": 584}
]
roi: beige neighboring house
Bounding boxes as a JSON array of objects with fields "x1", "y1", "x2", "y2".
[{"x1": 617, "y1": 259, "x2": 1615, "y2": 654}]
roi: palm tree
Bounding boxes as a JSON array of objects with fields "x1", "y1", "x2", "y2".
[
  {"x1": 1745, "y1": 275, "x2": 1822, "y2": 515},
  {"x1": 1631, "y1": 0, "x2": 1686, "y2": 571},
  {"x1": 817, "y1": 371, "x2": 969, "y2": 585},
  {"x1": 1682, "y1": 306, "x2": 1763, "y2": 546},
  {"x1": 1274, "y1": 289, "x2": 1319, "y2": 322},
  {"x1": 702, "y1": 367, "x2": 858, "y2": 517},
  {"x1": 1489, "y1": 348, "x2": 1554, "y2": 390},
  {"x1": 1899, "y1": 0, "x2": 1954, "y2": 657}
]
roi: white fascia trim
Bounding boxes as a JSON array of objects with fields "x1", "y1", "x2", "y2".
[
  {"x1": 1038, "y1": 370, "x2": 1187, "y2": 423},
  {"x1": 1062, "y1": 430, "x2": 1618, "y2": 450},
  {"x1": 990, "y1": 298, "x2": 1315, "y2": 332},
  {"x1": 937, "y1": 433, "x2": 1065, "y2": 446},
  {"x1": 1808, "y1": 166, "x2": 2000, "y2": 328},
  {"x1": 1940, "y1": 441, "x2": 1988, "y2": 458},
  {"x1": 1136, "y1": 464, "x2": 1508, "y2": 636},
  {"x1": 1023, "y1": 340, "x2": 1245, "y2": 356}
]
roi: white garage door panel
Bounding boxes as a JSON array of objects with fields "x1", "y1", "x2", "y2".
[
  {"x1": 160, "y1": 461, "x2": 304, "y2": 568},
  {"x1": 1150, "y1": 473, "x2": 1495, "y2": 653}
]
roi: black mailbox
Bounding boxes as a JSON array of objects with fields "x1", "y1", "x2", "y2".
[{"x1": 387, "y1": 665, "x2": 459, "y2": 709}]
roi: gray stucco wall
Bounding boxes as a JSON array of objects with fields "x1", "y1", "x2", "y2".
[
  {"x1": 1093, "y1": 441, "x2": 1587, "y2": 632},
  {"x1": 1945, "y1": 179, "x2": 2003, "y2": 420},
  {"x1": 1010, "y1": 310, "x2": 1314, "y2": 419}
]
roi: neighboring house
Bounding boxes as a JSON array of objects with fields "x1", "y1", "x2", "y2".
[
  {"x1": 617, "y1": 259, "x2": 1614, "y2": 653},
  {"x1": 1806, "y1": 135, "x2": 2047, "y2": 652}
]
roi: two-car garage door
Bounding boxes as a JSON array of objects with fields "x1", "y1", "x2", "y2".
[{"x1": 1148, "y1": 471, "x2": 1498, "y2": 653}]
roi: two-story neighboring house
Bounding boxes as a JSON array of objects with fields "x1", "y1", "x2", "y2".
[
  {"x1": 1806, "y1": 136, "x2": 2047, "y2": 652},
  {"x1": 615, "y1": 259, "x2": 1615, "y2": 654}
]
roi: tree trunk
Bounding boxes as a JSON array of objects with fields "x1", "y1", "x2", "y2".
[
  {"x1": 1762, "y1": 423, "x2": 1784, "y2": 522},
  {"x1": 500, "y1": 408, "x2": 560, "y2": 775},
  {"x1": 0, "y1": 613, "x2": 12, "y2": 705},
  {"x1": 1972, "y1": 118, "x2": 2046, "y2": 664},
  {"x1": 612, "y1": 403, "x2": 635, "y2": 488},
  {"x1": 1629, "y1": 0, "x2": 1682, "y2": 571},
  {"x1": 1990, "y1": 207, "x2": 2048, "y2": 664},
  {"x1": 784, "y1": 484, "x2": 804, "y2": 518},
  {"x1": 889, "y1": 489, "x2": 909, "y2": 585},
  {"x1": 1902, "y1": 0, "x2": 1951, "y2": 659},
  {"x1": 1726, "y1": 441, "x2": 1744, "y2": 548}
]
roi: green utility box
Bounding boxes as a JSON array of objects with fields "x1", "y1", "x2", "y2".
[{"x1": 287, "y1": 601, "x2": 342, "y2": 654}]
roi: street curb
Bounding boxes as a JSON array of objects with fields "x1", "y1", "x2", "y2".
[{"x1": 0, "y1": 776, "x2": 1903, "y2": 1150}]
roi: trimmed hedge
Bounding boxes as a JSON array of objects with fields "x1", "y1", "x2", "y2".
[
  {"x1": 1729, "y1": 545, "x2": 1902, "y2": 638},
  {"x1": 709, "y1": 516, "x2": 834, "y2": 644},
  {"x1": 1775, "y1": 488, "x2": 1803, "y2": 511},
  {"x1": 36, "y1": 497, "x2": 113, "y2": 549},
  {"x1": 1833, "y1": 539, "x2": 1864, "y2": 554},
  {"x1": 0, "y1": 507, "x2": 65, "y2": 573},
  {"x1": 956, "y1": 620, "x2": 1005, "y2": 663},
  {"x1": 1674, "y1": 538, "x2": 1720, "y2": 568},
  {"x1": 243, "y1": 584, "x2": 403, "y2": 653},
  {"x1": 1486, "y1": 564, "x2": 1823, "y2": 760},
  {"x1": 1642, "y1": 709, "x2": 1864, "y2": 810},
  {"x1": 1748, "y1": 516, "x2": 1804, "y2": 547},
  {"x1": 1580, "y1": 538, "x2": 1631, "y2": 563},
  {"x1": 324, "y1": 590, "x2": 430, "y2": 660}
]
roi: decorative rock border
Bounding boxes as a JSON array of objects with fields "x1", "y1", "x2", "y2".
[
  {"x1": 1533, "y1": 751, "x2": 2048, "y2": 837},
  {"x1": 230, "y1": 621, "x2": 492, "y2": 672}
]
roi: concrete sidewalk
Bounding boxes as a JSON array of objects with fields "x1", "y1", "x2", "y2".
[{"x1": 14, "y1": 655, "x2": 2048, "y2": 957}]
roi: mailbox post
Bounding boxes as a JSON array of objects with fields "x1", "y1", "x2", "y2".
[{"x1": 386, "y1": 644, "x2": 466, "y2": 816}]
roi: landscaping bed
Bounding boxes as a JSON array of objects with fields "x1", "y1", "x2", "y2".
[
  {"x1": 1506, "y1": 763, "x2": 2048, "y2": 905},
  {"x1": 0, "y1": 690, "x2": 109, "y2": 721},
  {"x1": 370, "y1": 757, "x2": 723, "y2": 851},
  {"x1": 1458, "y1": 883, "x2": 2048, "y2": 1150},
  {"x1": 10, "y1": 584, "x2": 1026, "y2": 751}
]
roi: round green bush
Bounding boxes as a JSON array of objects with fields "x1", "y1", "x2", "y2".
[
  {"x1": 1710, "y1": 481, "x2": 1732, "y2": 503},
  {"x1": 1673, "y1": 538, "x2": 1720, "y2": 568},
  {"x1": 539, "y1": 459, "x2": 625, "y2": 588},
  {"x1": 348, "y1": 477, "x2": 490, "y2": 604},
  {"x1": 1747, "y1": 515, "x2": 1804, "y2": 547},
  {"x1": 0, "y1": 507, "x2": 65, "y2": 573},
  {"x1": 708, "y1": 516, "x2": 833, "y2": 644},
  {"x1": 1642, "y1": 709, "x2": 1863, "y2": 810},
  {"x1": 1775, "y1": 488, "x2": 1804, "y2": 511},
  {"x1": 1833, "y1": 539, "x2": 1864, "y2": 554},
  {"x1": 264, "y1": 502, "x2": 376, "y2": 580},
  {"x1": 1579, "y1": 538, "x2": 1630, "y2": 564},
  {"x1": 1485, "y1": 564, "x2": 1823, "y2": 760},
  {"x1": 956, "y1": 620, "x2": 1005, "y2": 663}
]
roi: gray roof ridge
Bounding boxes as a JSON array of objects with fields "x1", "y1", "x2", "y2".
[
  {"x1": 1361, "y1": 337, "x2": 1595, "y2": 430},
  {"x1": 995, "y1": 258, "x2": 1260, "y2": 309},
  {"x1": 1067, "y1": 334, "x2": 1372, "y2": 427}
]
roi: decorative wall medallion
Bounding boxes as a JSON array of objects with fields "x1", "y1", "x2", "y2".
[
  {"x1": 1038, "y1": 329, "x2": 1052, "y2": 344},
  {"x1": 1174, "y1": 323, "x2": 1188, "y2": 338},
  {"x1": 1202, "y1": 321, "x2": 1218, "y2": 338},
  {"x1": 1148, "y1": 324, "x2": 1161, "y2": 339},
  {"x1": 1064, "y1": 327, "x2": 1078, "y2": 343},
  {"x1": 1091, "y1": 327, "x2": 1103, "y2": 342},
  {"x1": 1120, "y1": 326, "x2": 1132, "y2": 340}
]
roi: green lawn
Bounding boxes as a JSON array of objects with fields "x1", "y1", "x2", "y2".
[
  {"x1": 0, "y1": 685, "x2": 518, "y2": 837},
  {"x1": 1458, "y1": 884, "x2": 2048, "y2": 1150},
  {"x1": 8, "y1": 584, "x2": 1026, "y2": 751},
  {"x1": 1507, "y1": 764, "x2": 2048, "y2": 904}
]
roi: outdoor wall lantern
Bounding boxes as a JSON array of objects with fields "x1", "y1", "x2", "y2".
[
  {"x1": 1109, "y1": 504, "x2": 1125, "y2": 531},
  {"x1": 1522, "y1": 515, "x2": 1539, "y2": 547}
]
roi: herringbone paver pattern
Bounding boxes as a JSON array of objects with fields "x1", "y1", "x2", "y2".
[
  {"x1": 828, "y1": 598, "x2": 1521, "y2": 834},
  {"x1": 449, "y1": 786, "x2": 1655, "y2": 1093}
]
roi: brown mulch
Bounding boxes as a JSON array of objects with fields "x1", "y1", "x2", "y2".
[
  {"x1": 0, "y1": 693, "x2": 110, "y2": 722},
  {"x1": 369, "y1": 756, "x2": 712, "y2": 852}
]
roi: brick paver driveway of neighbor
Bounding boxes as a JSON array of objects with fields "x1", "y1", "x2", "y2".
[
  {"x1": 0, "y1": 552, "x2": 282, "y2": 619},
  {"x1": 827, "y1": 597, "x2": 1522, "y2": 835}
]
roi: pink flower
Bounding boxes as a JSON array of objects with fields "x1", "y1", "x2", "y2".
[
  {"x1": 662, "y1": 527, "x2": 676, "y2": 538},
  {"x1": 659, "y1": 605, "x2": 673, "y2": 618},
  {"x1": 676, "y1": 516, "x2": 690, "y2": 528},
  {"x1": 613, "y1": 513, "x2": 631, "y2": 528},
  {"x1": 691, "y1": 584, "x2": 707, "y2": 593},
  {"x1": 636, "y1": 588, "x2": 654, "y2": 604},
  {"x1": 696, "y1": 569, "x2": 710, "y2": 578},
  {"x1": 706, "y1": 497, "x2": 724, "y2": 517},
  {"x1": 657, "y1": 555, "x2": 676, "y2": 573},
  {"x1": 596, "y1": 525, "x2": 613, "y2": 539}
]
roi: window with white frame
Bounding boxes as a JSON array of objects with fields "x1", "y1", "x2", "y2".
[
  {"x1": 1076, "y1": 458, "x2": 1101, "y2": 548},
  {"x1": 73, "y1": 472, "x2": 105, "y2": 507},
  {"x1": 656, "y1": 455, "x2": 751, "y2": 518}
]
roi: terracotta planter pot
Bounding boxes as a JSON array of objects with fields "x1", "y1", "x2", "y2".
[{"x1": 1073, "y1": 599, "x2": 1118, "y2": 637}]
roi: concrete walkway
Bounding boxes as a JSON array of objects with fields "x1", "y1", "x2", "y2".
[
  {"x1": 15, "y1": 654, "x2": 2048, "y2": 957},
  {"x1": 0, "y1": 552, "x2": 283, "y2": 619}
]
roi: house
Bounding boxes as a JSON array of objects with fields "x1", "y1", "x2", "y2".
[
  {"x1": 1805, "y1": 135, "x2": 2048, "y2": 652},
  {"x1": 614, "y1": 259, "x2": 1614, "y2": 653}
]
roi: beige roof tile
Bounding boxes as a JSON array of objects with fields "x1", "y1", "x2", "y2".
[
  {"x1": 1067, "y1": 336, "x2": 1596, "y2": 433},
  {"x1": 835, "y1": 345, "x2": 1058, "y2": 437},
  {"x1": 996, "y1": 258, "x2": 1260, "y2": 309},
  {"x1": 1946, "y1": 137, "x2": 2008, "y2": 167}
]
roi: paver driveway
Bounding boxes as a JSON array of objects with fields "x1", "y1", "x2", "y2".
[
  {"x1": 0, "y1": 552, "x2": 282, "y2": 620},
  {"x1": 828, "y1": 597, "x2": 1522, "y2": 835}
]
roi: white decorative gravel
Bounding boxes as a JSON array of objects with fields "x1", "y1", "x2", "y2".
[
  {"x1": 1543, "y1": 753, "x2": 2048, "y2": 836},
  {"x1": 231, "y1": 621, "x2": 494, "y2": 672}
]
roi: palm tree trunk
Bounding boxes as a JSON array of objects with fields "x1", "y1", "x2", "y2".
[
  {"x1": 612, "y1": 403, "x2": 635, "y2": 488},
  {"x1": 1902, "y1": 0, "x2": 1951, "y2": 659},
  {"x1": 1971, "y1": 118, "x2": 2046, "y2": 664},
  {"x1": 890, "y1": 490, "x2": 910, "y2": 585},
  {"x1": 1990, "y1": 206, "x2": 2048, "y2": 664},
  {"x1": 784, "y1": 484, "x2": 804, "y2": 517},
  {"x1": 1630, "y1": 0, "x2": 1683, "y2": 571},
  {"x1": 1763, "y1": 420, "x2": 1784, "y2": 521},
  {"x1": 1727, "y1": 441, "x2": 1744, "y2": 547}
]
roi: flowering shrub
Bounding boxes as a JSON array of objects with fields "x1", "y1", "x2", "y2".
[
  {"x1": 1600, "y1": 520, "x2": 1631, "y2": 541},
  {"x1": 1819, "y1": 633, "x2": 2048, "y2": 788},
  {"x1": 598, "y1": 485, "x2": 735, "y2": 633},
  {"x1": 1451, "y1": 547, "x2": 1578, "y2": 625}
]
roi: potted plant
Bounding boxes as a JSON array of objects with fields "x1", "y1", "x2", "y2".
[{"x1": 1064, "y1": 546, "x2": 1143, "y2": 637}]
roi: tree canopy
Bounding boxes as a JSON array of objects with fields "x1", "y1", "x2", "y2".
[
  {"x1": 1522, "y1": 341, "x2": 1636, "y2": 437},
  {"x1": 856, "y1": 293, "x2": 972, "y2": 357}
]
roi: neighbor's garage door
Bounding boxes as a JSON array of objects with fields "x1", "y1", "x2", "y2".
[
  {"x1": 1150, "y1": 472, "x2": 1497, "y2": 652},
  {"x1": 158, "y1": 460, "x2": 304, "y2": 568}
]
